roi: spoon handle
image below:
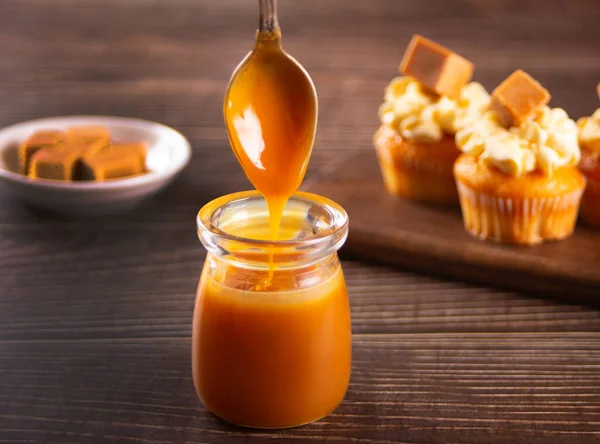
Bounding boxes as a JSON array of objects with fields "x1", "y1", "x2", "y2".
[{"x1": 259, "y1": 0, "x2": 279, "y2": 33}]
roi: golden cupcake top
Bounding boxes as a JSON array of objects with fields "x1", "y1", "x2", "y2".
[
  {"x1": 577, "y1": 108, "x2": 600, "y2": 154},
  {"x1": 455, "y1": 70, "x2": 579, "y2": 177},
  {"x1": 378, "y1": 76, "x2": 490, "y2": 143},
  {"x1": 399, "y1": 34, "x2": 473, "y2": 99}
]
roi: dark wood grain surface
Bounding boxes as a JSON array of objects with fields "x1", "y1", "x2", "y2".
[{"x1": 0, "y1": 0, "x2": 599, "y2": 443}]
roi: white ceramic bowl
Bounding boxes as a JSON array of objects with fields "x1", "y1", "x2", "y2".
[{"x1": 0, "y1": 116, "x2": 192, "y2": 215}]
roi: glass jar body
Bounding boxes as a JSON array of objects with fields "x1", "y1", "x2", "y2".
[{"x1": 192, "y1": 252, "x2": 351, "y2": 428}]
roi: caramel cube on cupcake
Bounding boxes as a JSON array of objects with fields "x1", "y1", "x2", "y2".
[
  {"x1": 489, "y1": 70, "x2": 550, "y2": 127},
  {"x1": 29, "y1": 145, "x2": 80, "y2": 181},
  {"x1": 399, "y1": 34, "x2": 474, "y2": 99},
  {"x1": 78, "y1": 143, "x2": 146, "y2": 181},
  {"x1": 19, "y1": 130, "x2": 64, "y2": 175}
]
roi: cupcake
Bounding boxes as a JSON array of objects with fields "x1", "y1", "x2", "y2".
[
  {"x1": 577, "y1": 107, "x2": 600, "y2": 227},
  {"x1": 374, "y1": 35, "x2": 489, "y2": 203},
  {"x1": 454, "y1": 71, "x2": 585, "y2": 245}
]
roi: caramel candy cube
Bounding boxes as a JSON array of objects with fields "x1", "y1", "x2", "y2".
[
  {"x1": 78, "y1": 143, "x2": 146, "y2": 181},
  {"x1": 68, "y1": 139, "x2": 108, "y2": 158},
  {"x1": 19, "y1": 130, "x2": 64, "y2": 175},
  {"x1": 597, "y1": 82, "x2": 600, "y2": 100},
  {"x1": 489, "y1": 70, "x2": 550, "y2": 127},
  {"x1": 66, "y1": 126, "x2": 111, "y2": 146},
  {"x1": 399, "y1": 34, "x2": 474, "y2": 98},
  {"x1": 29, "y1": 145, "x2": 80, "y2": 181}
]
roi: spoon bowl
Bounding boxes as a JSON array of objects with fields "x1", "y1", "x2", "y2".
[{"x1": 223, "y1": 0, "x2": 318, "y2": 233}]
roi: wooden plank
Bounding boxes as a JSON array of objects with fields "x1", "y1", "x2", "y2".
[{"x1": 307, "y1": 151, "x2": 600, "y2": 300}]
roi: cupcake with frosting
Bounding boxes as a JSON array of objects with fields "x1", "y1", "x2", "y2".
[
  {"x1": 374, "y1": 36, "x2": 489, "y2": 203},
  {"x1": 577, "y1": 107, "x2": 600, "y2": 227},
  {"x1": 454, "y1": 97, "x2": 585, "y2": 245}
]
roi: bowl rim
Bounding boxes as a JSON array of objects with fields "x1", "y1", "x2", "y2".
[{"x1": 0, "y1": 115, "x2": 192, "y2": 190}]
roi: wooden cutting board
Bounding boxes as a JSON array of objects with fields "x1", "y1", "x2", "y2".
[{"x1": 306, "y1": 151, "x2": 600, "y2": 300}]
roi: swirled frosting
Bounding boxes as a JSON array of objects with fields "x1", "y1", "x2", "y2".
[
  {"x1": 456, "y1": 106, "x2": 580, "y2": 176},
  {"x1": 577, "y1": 108, "x2": 600, "y2": 153},
  {"x1": 378, "y1": 76, "x2": 490, "y2": 143}
]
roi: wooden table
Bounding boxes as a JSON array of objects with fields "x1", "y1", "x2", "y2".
[{"x1": 1, "y1": 0, "x2": 599, "y2": 442}]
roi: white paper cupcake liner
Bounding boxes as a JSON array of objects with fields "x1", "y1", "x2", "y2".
[{"x1": 456, "y1": 182, "x2": 583, "y2": 245}]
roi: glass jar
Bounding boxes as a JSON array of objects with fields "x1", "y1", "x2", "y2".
[{"x1": 193, "y1": 190, "x2": 351, "y2": 429}]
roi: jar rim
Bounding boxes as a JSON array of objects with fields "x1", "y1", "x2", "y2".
[{"x1": 197, "y1": 190, "x2": 348, "y2": 249}]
